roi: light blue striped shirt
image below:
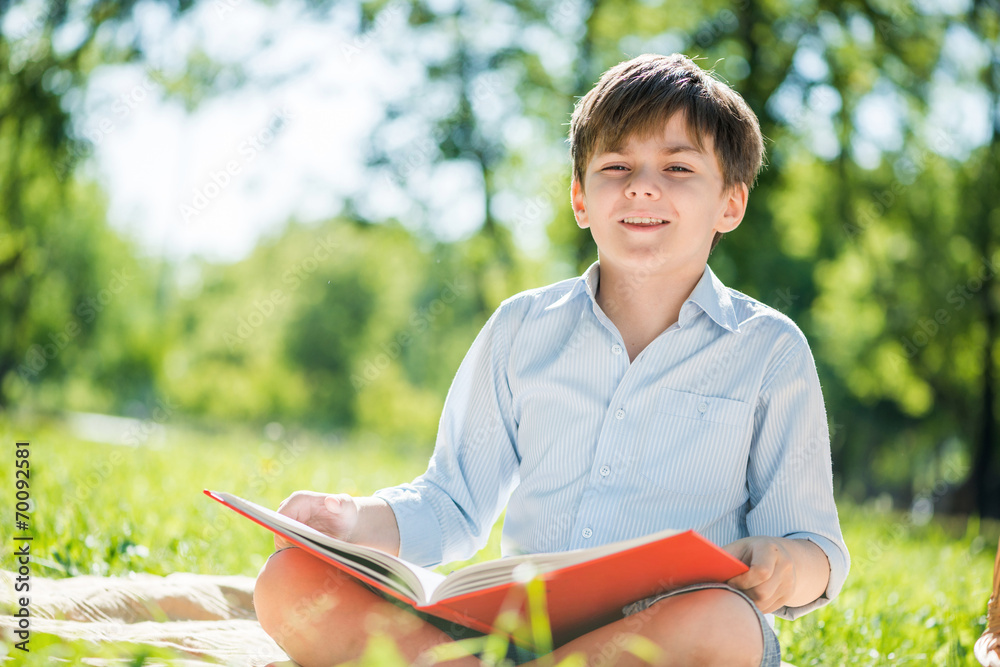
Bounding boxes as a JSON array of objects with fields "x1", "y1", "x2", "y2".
[{"x1": 375, "y1": 261, "x2": 849, "y2": 620}]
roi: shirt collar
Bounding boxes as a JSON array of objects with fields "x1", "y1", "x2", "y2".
[
  {"x1": 544, "y1": 261, "x2": 599, "y2": 311},
  {"x1": 582, "y1": 260, "x2": 601, "y2": 301},
  {"x1": 683, "y1": 265, "x2": 741, "y2": 333},
  {"x1": 548, "y1": 261, "x2": 740, "y2": 334}
]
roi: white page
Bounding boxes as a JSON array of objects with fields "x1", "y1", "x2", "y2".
[
  {"x1": 430, "y1": 527, "x2": 683, "y2": 603},
  {"x1": 212, "y1": 491, "x2": 446, "y2": 604}
]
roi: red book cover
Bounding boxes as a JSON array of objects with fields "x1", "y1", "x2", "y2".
[{"x1": 206, "y1": 490, "x2": 748, "y2": 648}]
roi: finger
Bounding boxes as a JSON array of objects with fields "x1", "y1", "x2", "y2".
[
  {"x1": 275, "y1": 494, "x2": 304, "y2": 520},
  {"x1": 722, "y1": 538, "x2": 752, "y2": 563},
  {"x1": 727, "y1": 561, "x2": 771, "y2": 591},
  {"x1": 755, "y1": 597, "x2": 782, "y2": 615},
  {"x1": 743, "y1": 574, "x2": 780, "y2": 605},
  {"x1": 749, "y1": 586, "x2": 783, "y2": 615},
  {"x1": 278, "y1": 491, "x2": 326, "y2": 522}
]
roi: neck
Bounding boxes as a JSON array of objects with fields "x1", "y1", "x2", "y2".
[{"x1": 595, "y1": 260, "x2": 706, "y2": 358}]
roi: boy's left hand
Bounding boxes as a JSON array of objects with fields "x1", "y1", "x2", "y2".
[{"x1": 723, "y1": 536, "x2": 829, "y2": 614}]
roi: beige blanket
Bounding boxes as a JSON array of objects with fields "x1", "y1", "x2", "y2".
[{"x1": 0, "y1": 570, "x2": 289, "y2": 666}]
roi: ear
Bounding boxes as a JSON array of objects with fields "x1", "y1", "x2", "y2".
[
  {"x1": 715, "y1": 182, "x2": 748, "y2": 234},
  {"x1": 571, "y1": 178, "x2": 589, "y2": 229}
]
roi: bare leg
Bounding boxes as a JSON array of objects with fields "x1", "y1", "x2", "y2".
[
  {"x1": 527, "y1": 588, "x2": 766, "y2": 667},
  {"x1": 256, "y1": 550, "x2": 765, "y2": 667},
  {"x1": 254, "y1": 547, "x2": 483, "y2": 667}
]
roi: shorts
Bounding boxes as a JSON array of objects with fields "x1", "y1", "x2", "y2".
[
  {"x1": 365, "y1": 582, "x2": 540, "y2": 665},
  {"x1": 622, "y1": 582, "x2": 782, "y2": 667}
]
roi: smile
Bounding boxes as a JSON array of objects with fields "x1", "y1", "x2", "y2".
[{"x1": 620, "y1": 217, "x2": 669, "y2": 226}]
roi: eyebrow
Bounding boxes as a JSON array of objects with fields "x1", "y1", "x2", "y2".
[
  {"x1": 600, "y1": 144, "x2": 705, "y2": 157},
  {"x1": 659, "y1": 144, "x2": 703, "y2": 156}
]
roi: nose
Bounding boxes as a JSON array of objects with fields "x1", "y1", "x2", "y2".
[{"x1": 625, "y1": 166, "x2": 660, "y2": 199}]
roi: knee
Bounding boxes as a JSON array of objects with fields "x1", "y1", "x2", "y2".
[
  {"x1": 647, "y1": 589, "x2": 764, "y2": 667},
  {"x1": 672, "y1": 588, "x2": 757, "y2": 626},
  {"x1": 253, "y1": 547, "x2": 355, "y2": 641}
]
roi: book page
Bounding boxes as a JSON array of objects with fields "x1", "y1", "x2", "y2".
[
  {"x1": 430, "y1": 527, "x2": 683, "y2": 602},
  {"x1": 210, "y1": 491, "x2": 446, "y2": 604}
]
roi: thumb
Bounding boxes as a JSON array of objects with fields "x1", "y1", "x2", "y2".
[
  {"x1": 723, "y1": 537, "x2": 752, "y2": 564},
  {"x1": 322, "y1": 494, "x2": 359, "y2": 542}
]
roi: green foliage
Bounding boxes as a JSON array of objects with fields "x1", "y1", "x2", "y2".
[
  {"x1": 0, "y1": 173, "x2": 164, "y2": 416},
  {"x1": 156, "y1": 218, "x2": 536, "y2": 442},
  {"x1": 778, "y1": 502, "x2": 996, "y2": 666}
]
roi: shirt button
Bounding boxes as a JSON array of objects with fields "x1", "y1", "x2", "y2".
[
  {"x1": 582, "y1": 528, "x2": 593, "y2": 539},
  {"x1": 611, "y1": 344, "x2": 622, "y2": 355},
  {"x1": 599, "y1": 465, "x2": 611, "y2": 477},
  {"x1": 615, "y1": 409, "x2": 625, "y2": 420},
  {"x1": 698, "y1": 402, "x2": 708, "y2": 413}
]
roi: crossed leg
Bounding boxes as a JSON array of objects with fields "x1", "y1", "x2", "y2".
[
  {"x1": 254, "y1": 547, "x2": 765, "y2": 667},
  {"x1": 254, "y1": 547, "x2": 478, "y2": 666}
]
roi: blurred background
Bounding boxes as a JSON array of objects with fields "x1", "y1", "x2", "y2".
[{"x1": 2, "y1": 0, "x2": 998, "y2": 521}]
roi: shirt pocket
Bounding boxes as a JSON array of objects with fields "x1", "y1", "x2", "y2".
[{"x1": 636, "y1": 387, "x2": 751, "y2": 495}]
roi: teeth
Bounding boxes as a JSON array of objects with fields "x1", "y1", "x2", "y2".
[{"x1": 622, "y1": 217, "x2": 666, "y2": 225}]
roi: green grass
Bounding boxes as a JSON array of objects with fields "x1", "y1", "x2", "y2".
[{"x1": 0, "y1": 411, "x2": 996, "y2": 666}]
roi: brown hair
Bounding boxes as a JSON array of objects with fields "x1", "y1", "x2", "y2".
[{"x1": 570, "y1": 53, "x2": 765, "y2": 195}]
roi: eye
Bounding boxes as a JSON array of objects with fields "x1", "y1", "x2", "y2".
[
  {"x1": 666, "y1": 165, "x2": 692, "y2": 173},
  {"x1": 601, "y1": 165, "x2": 628, "y2": 171}
]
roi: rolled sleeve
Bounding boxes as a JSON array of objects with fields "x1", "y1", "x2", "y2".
[
  {"x1": 373, "y1": 305, "x2": 522, "y2": 568},
  {"x1": 746, "y1": 335, "x2": 851, "y2": 619},
  {"x1": 775, "y1": 532, "x2": 850, "y2": 620},
  {"x1": 373, "y1": 484, "x2": 444, "y2": 566}
]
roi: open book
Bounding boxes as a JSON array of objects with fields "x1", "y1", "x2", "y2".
[{"x1": 206, "y1": 490, "x2": 748, "y2": 647}]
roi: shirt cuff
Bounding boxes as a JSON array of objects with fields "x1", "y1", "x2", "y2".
[
  {"x1": 372, "y1": 484, "x2": 444, "y2": 567},
  {"x1": 773, "y1": 532, "x2": 850, "y2": 620}
]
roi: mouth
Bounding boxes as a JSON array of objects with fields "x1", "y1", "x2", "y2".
[{"x1": 620, "y1": 216, "x2": 669, "y2": 227}]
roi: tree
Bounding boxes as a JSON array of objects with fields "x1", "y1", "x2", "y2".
[{"x1": 0, "y1": 0, "x2": 196, "y2": 408}]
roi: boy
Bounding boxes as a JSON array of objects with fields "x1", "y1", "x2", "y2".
[{"x1": 254, "y1": 53, "x2": 849, "y2": 667}]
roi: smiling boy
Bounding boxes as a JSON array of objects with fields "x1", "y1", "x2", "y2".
[{"x1": 254, "y1": 53, "x2": 849, "y2": 667}]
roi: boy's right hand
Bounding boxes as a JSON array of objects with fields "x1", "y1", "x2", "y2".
[{"x1": 274, "y1": 491, "x2": 360, "y2": 550}]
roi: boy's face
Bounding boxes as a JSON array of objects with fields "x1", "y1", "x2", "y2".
[{"x1": 571, "y1": 112, "x2": 747, "y2": 280}]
